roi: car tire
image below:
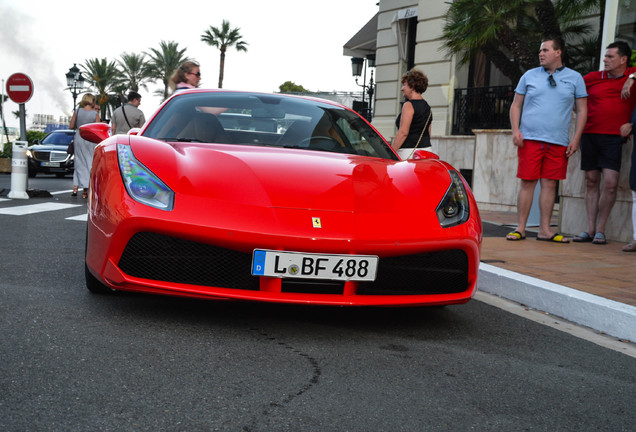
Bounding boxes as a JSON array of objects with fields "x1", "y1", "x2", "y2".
[
  {"x1": 85, "y1": 224, "x2": 115, "y2": 295},
  {"x1": 28, "y1": 170, "x2": 36, "y2": 178},
  {"x1": 85, "y1": 262, "x2": 115, "y2": 294},
  {"x1": 55, "y1": 173, "x2": 66, "y2": 178}
]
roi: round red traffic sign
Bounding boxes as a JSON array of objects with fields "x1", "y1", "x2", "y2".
[{"x1": 6, "y1": 73, "x2": 34, "y2": 104}]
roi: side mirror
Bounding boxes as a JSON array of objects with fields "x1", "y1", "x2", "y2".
[
  {"x1": 411, "y1": 149, "x2": 440, "y2": 160},
  {"x1": 79, "y1": 122, "x2": 111, "y2": 143},
  {"x1": 32, "y1": 139, "x2": 41, "y2": 145},
  {"x1": 128, "y1": 128, "x2": 141, "y2": 136}
]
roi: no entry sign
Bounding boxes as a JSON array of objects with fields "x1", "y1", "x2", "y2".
[{"x1": 6, "y1": 73, "x2": 34, "y2": 104}]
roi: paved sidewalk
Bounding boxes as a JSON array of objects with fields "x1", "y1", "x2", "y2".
[{"x1": 478, "y1": 210, "x2": 636, "y2": 343}]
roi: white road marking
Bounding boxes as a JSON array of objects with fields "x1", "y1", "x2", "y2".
[
  {"x1": 0, "y1": 202, "x2": 82, "y2": 215},
  {"x1": 51, "y1": 189, "x2": 74, "y2": 196},
  {"x1": 0, "y1": 190, "x2": 72, "y2": 202},
  {"x1": 66, "y1": 213, "x2": 88, "y2": 221}
]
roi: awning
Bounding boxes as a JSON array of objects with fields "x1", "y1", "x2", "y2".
[{"x1": 343, "y1": 13, "x2": 378, "y2": 57}]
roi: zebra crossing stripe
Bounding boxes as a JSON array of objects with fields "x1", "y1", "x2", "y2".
[
  {"x1": 0, "y1": 202, "x2": 82, "y2": 215},
  {"x1": 66, "y1": 214, "x2": 88, "y2": 221}
]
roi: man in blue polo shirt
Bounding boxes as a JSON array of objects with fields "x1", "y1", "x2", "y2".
[{"x1": 507, "y1": 35, "x2": 588, "y2": 243}]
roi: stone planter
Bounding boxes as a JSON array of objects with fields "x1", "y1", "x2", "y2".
[{"x1": 0, "y1": 158, "x2": 10, "y2": 173}]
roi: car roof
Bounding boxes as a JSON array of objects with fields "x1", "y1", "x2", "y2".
[{"x1": 166, "y1": 89, "x2": 346, "y2": 108}]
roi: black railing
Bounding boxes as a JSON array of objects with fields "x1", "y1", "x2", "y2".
[{"x1": 452, "y1": 86, "x2": 514, "y2": 135}]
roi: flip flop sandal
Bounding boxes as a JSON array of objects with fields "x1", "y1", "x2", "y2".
[
  {"x1": 622, "y1": 242, "x2": 636, "y2": 252},
  {"x1": 536, "y1": 233, "x2": 570, "y2": 243},
  {"x1": 506, "y1": 230, "x2": 526, "y2": 241},
  {"x1": 592, "y1": 232, "x2": 607, "y2": 245},
  {"x1": 573, "y1": 232, "x2": 593, "y2": 242}
]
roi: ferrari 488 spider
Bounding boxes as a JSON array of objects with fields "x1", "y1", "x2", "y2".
[{"x1": 80, "y1": 90, "x2": 481, "y2": 306}]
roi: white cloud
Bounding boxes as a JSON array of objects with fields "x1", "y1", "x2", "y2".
[{"x1": 0, "y1": 0, "x2": 378, "y2": 127}]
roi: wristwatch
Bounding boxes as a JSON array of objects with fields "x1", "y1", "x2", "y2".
[{"x1": 630, "y1": 73, "x2": 636, "y2": 79}]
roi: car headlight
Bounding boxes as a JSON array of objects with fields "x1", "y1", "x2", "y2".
[
  {"x1": 436, "y1": 170, "x2": 470, "y2": 228},
  {"x1": 117, "y1": 144, "x2": 174, "y2": 211}
]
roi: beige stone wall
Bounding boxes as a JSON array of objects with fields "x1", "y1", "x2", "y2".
[
  {"x1": 430, "y1": 135, "x2": 474, "y2": 171},
  {"x1": 470, "y1": 130, "x2": 519, "y2": 213},
  {"x1": 373, "y1": 0, "x2": 455, "y2": 142}
]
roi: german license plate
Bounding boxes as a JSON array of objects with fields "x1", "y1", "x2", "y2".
[
  {"x1": 42, "y1": 162, "x2": 60, "y2": 167},
  {"x1": 252, "y1": 249, "x2": 378, "y2": 281}
]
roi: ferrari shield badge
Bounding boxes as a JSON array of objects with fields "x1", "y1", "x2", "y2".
[{"x1": 312, "y1": 217, "x2": 322, "y2": 228}]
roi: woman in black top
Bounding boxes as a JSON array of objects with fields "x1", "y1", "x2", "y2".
[{"x1": 392, "y1": 69, "x2": 432, "y2": 159}]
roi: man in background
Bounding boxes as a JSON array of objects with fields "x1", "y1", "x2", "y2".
[
  {"x1": 506, "y1": 35, "x2": 588, "y2": 243},
  {"x1": 111, "y1": 91, "x2": 145, "y2": 135},
  {"x1": 573, "y1": 41, "x2": 636, "y2": 245}
]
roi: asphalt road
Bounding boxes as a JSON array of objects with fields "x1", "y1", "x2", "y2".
[{"x1": 1, "y1": 174, "x2": 636, "y2": 431}]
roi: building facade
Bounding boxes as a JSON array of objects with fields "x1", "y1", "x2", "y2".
[
  {"x1": 372, "y1": 0, "x2": 455, "y2": 141},
  {"x1": 30, "y1": 113, "x2": 71, "y2": 132},
  {"x1": 345, "y1": 0, "x2": 636, "y2": 242}
]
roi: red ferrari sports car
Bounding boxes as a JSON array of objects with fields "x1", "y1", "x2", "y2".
[{"x1": 81, "y1": 90, "x2": 481, "y2": 306}]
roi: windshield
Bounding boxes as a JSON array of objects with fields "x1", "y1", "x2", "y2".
[
  {"x1": 41, "y1": 131, "x2": 74, "y2": 145},
  {"x1": 143, "y1": 92, "x2": 397, "y2": 160}
]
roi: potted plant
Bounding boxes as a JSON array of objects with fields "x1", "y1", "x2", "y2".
[{"x1": 0, "y1": 142, "x2": 11, "y2": 173}]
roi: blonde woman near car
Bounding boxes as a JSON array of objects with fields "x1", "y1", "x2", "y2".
[{"x1": 69, "y1": 93, "x2": 99, "y2": 198}]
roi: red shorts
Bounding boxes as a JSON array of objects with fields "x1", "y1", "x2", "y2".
[{"x1": 517, "y1": 140, "x2": 568, "y2": 180}]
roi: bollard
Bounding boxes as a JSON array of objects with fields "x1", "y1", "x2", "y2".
[{"x1": 8, "y1": 140, "x2": 29, "y2": 199}]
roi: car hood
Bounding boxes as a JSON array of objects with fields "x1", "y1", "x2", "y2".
[
  {"x1": 127, "y1": 137, "x2": 453, "y2": 215},
  {"x1": 28, "y1": 144, "x2": 69, "y2": 151}
]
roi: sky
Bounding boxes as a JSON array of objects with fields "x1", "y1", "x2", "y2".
[{"x1": 0, "y1": 0, "x2": 379, "y2": 128}]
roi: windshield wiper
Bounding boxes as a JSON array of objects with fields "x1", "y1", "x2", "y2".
[{"x1": 161, "y1": 137, "x2": 204, "y2": 143}]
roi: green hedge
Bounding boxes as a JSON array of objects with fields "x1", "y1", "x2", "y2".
[{"x1": 1, "y1": 130, "x2": 48, "y2": 158}]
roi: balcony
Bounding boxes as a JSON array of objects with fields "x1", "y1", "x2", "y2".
[{"x1": 452, "y1": 86, "x2": 514, "y2": 135}]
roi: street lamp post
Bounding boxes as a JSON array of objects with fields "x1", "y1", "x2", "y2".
[
  {"x1": 65, "y1": 64, "x2": 85, "y2": 112},
  {"x1": 351, "y1": 55, "x2": 376, "y2": 122}
]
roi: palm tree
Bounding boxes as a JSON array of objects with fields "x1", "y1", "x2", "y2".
[
  {"x1": 115, "y1": 52, "x2": 153, "y2": 108},
  {"x1": 442, "y1": 0, "x2": 602, "y2": 83},
  {"x1": 117, "y1": 52, "x2": 153, "y2": 93},
  {"x1": 81, "y1": 58, "x2": 123, "y2": 120},
  {"x1": 201, "y1": 20, "x2": 248, "y2": 88},
  {"x1": 0, "y1": 96, "x2": 11, "y2": 145},
  {"x1": 145, "y1": 40, "x2": 189, "y2": 100}
]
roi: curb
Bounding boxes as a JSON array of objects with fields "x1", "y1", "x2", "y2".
[{"x1": 477, "y1": 263, "x2": 636, "y2": 343}]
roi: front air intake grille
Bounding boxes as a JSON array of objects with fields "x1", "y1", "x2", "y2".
[
  {"x1": 32, "y1": 151, "x2": 51, "y2": 161},
  {"x1": 118, "y1": 233, "x2": 469, "y2": 297},
  {"x1": 357, "y1": 250, "x2": 469, "y2": 295},
  {"x1": 50, "y1": 151, "x2": 69, "y2": 162},
  {"x1": 281, "y1": 279, "x2": 345, "y2": 295},
  {"x1": 118, "y1": 232, "x2": 258, "y2": 290},
  {"x1": 32, "y1": 150, "x2": 69, "y2": 162}
]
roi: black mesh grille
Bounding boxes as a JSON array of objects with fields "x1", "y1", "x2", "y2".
[
  {"x1": 357, "y1": 250, "x2": 469, "y2": 295},
  {"x1": 118, "y1": 232, "x2": 259, "y2": 290},
  {"x1": 281, "y1": 279, "x2": 345, "y2": 295},
  {"x1": 118, "y1": 232, "x2": 469, "y2": 297}
]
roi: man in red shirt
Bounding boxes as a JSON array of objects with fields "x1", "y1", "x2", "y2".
[{"x1": 574, "y1": 41, "x2": 636, "y2": 244}]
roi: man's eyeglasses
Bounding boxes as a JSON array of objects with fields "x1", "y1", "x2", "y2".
[{"x1": 548, "y1": 75, "x2": 556, "y2": 87}]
